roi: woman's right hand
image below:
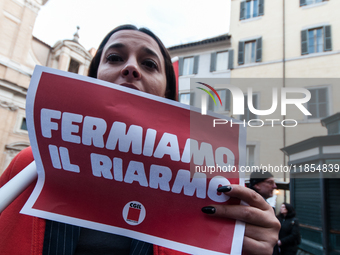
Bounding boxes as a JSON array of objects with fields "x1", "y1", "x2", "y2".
[{"x1": 202, "y1": 185, "x2": 280, "y2": 255}]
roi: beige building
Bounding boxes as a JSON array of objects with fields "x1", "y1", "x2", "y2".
[
  {"x1": 0, "y1": 0, "x2": 93, "y2": 175},
  {"x1": 229, "y1": 0, "x2": 340, "y2": 205},
  {"x1": 170, "y1": 0, "x2": 340, "y2": 210}
]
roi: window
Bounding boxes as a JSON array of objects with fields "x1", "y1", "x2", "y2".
[
  {"x1": 20, "y1": 117, "x2": 27, "y2": 131},
  {"x1": 216, "y1": 52, "x2": 228, "y2": 71},
  {"x1": 238, "y1": 38, "x2": 262, "y2": 65},
  {"x1": 240, "y1": 0, "x2": 264, "y2": 20},
  {"x1": 14, "y1": 112, "x2": 28, "y2": 133},
  {"x1": 308, "y1": 28, "x2": 323, "y2": 53},
  {"x1": 245, "y1": 41, "x2": 256, "y2": 64},
  {"x1": 68, "y1": 59, "x2": 80, "y2": 73},
  {"x1": 179, "y1": 93, "x2": 194, "y2": 106},
  {"x1": 183, "y1": 57, "x2": 194, "y2": 76},
  {"x1": 179, "y1": 56, "x2": 199, "y2": 76},
  {"x1": 210, "y1": 50, "x2": 234, "y2": 71},
  {"x1": 300, "y1": 0, "x2": 327, "y2": 7},
  {"x1": 306, "y1": 0, "x2": 323, "y2": 4},
  {"x1": 327, "y1": 121, "x2": 340, "y2": 135},
  {"x1": 208, "y1": 89, "x2": 230, "y2": 112},
  {"x1": 240, "y1": 94, "x2": 258, "y2": 121},
  {"x1": 246, "y1": 145, "x2": 255, "y2": 167},
  {"x1": 307, "y1": 88, "x2": 328, "y2": 119},
  {"x1": 246, "y1": 0, "x2": 259, "y2": 18},
  {"x1": 301, "y1": 26, "x2": 332, "y2": 55}
]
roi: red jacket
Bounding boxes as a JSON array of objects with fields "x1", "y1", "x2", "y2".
[{"x1": 0, "y1": 147, "x2": 187, "y2": 255}]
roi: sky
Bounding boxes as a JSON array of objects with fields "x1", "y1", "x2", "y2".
[{"x1": 32, "y1": 0, "x2": 231, "y2": 51}]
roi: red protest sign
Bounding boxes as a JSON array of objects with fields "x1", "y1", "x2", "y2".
[{"x1": 22, "y1": 66, "x2": 246, "y2": 255}]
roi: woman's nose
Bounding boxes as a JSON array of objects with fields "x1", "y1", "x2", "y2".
[{"x1": 121, "y1": 63, "x2": 142, "y2": 79}]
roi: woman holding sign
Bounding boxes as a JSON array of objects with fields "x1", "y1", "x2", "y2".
[{"x1": 0, "y1": 25, "x2": 279, "y2": 255}]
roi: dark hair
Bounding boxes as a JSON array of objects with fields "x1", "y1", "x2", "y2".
[
  {"x1": 249, "y1": 169, "x2": 273, "y2": 190},
  {"x1": 279, "y1": 203, "x2": 296, "y2": 219},
  {"x1": 88, "y1": 24, "x2": 176, "y2": 101}
]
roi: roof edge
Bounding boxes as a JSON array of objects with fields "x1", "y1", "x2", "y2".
[{"x1": 167, "y1": 34, "x2": 231, "y2": 51}]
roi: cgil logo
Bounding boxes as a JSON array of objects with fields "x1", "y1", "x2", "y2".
[
  {"x1": 122, "y1": 201, "x2": 146, "y2": 225},
  {"x1": 197, "y1": 82, "x2": 312, "y2": 116}
]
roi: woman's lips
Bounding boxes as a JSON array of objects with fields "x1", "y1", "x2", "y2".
[{"x1": 119, "y1": 83, "x2": 140, "y2": 91}]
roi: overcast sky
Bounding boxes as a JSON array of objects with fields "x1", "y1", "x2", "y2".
[{"x1": 32, "y1": 0, "x2": 231, "y2": 50}]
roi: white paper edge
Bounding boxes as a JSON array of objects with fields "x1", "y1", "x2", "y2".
[
  {"x1": 230, "y1": 123, "x2": 247, "y2": 255},
  {"x1": 22, "y1": 65, "x2": 45, "y2": 212},
  {"x1": 21, "y1": 66, "x2": 247, "y2": 255}
]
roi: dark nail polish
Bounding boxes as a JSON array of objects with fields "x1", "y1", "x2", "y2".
[
  {"x1": 201, "y1": 206, "x2": 216, "y2": 214},
  {"x1": 217, "y1": 186, "x2": 232, "y2": 193}
]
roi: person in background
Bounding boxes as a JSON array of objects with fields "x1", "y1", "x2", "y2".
[
  {"x1": 0, "y1": 24, "x2": 280, "y2": 255},
  {"x1": 276, "y1": 203, "x2": 300, "y2": 255},
  {"x1": 249, "y1": 170, "x2": 277, "y2": 200},
  {"x1": 249, "y1": 170, "x2": 279, "y2": 255}
]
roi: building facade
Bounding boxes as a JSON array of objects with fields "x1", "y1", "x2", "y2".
[
  {"x1": 229, "y1": 0, "x2": 340, "y2": 205},
  {"x1": 0, "y1": 0, "x2": 93, "y2": 175},
  {"x1": 169, "y1": 0, "x2": 340, "y2": 212},
  {"x1": 168, "y1": 34, "x2": 233, "y2": 111}
]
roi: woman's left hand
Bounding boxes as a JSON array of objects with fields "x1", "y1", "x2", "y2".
[{"x1": 202, "y1": 185, "x2": 280, "y2": 255}]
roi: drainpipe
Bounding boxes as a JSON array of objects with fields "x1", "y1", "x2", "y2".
[{"x1": 283, "y1": 0, "x2": 287, "y2": 202}]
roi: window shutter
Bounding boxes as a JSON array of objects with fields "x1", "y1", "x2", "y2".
[
  {"x1": 193, "y1": 55, "x2": 199, "y2": 74},
  {"x1": 301, "y1": 30, "x2": 308, "y2": 55},
  {"x1": 327, "y1": 179, "x2": 340, "y2": 232},
  {"x1": 240, "y1": 1, "x2": 246, "y2": 20},
  {"x1": 256, "y1": 37, "x2": 262, "y2": 62},
  {"x1": 225, "y1": 90, "x2": 231, "y2": 111},
  {"x1": 208, "y1": 93, "x2": 214, "y2": 111},
  {"x1": 259, "y1": 0, "x2": 264, "y2": 16},
  {"x1": 228, "y1": 50, "x2": 234, "y2": 70},
  {"x1": 210, "y1": 52, "x2": 217, "y2": 72},
  {"x1": 241, "y1": 95, "x2": 248, "y2": 121},
  {"x1": 190, "y1": 93, "x2": 195, "y2": 106},
  {"x1": 318, "y1": 88, "x2": 328, "y2": 118},
  {"x1": 324, "y1": 25, "x2": 332, "y2": 51},
  {"x1": 247, "y1": 94, "x2": 257, "y2": 119},
  {"x1": 178, "y1": 57, "x2": 184, "y2": 76},
  {"x1": 300, "y1": 0, "x2": 306, "y2": 6},
  {"x1": 253, "y1": 94, "x2": 258, "y2": 107},
  {"x1": 293, "y1": 178, "x2": 322, "y2": 228},
  {"x1": 238, "y1": 41, "x2": 245, "y2": 65}
]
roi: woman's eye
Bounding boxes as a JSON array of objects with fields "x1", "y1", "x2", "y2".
[
  {"x1": 106, "y1": 54, "x2": 123, "y2": 63},
  {"x1": 143, "y1": 59, "x2": 158, "y2": 70}
]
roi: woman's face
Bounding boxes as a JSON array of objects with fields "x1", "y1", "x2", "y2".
[
  {"x1": 97, "y1": 30, "x2": 167, "y2": 97},
  {"x1": 280, "y1": 204, "x2": 288, "y2": 215}
]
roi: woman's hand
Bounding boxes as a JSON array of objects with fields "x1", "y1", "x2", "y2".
[{"x1": 201, "y1": 185, "x2": 280, "y2": 255}]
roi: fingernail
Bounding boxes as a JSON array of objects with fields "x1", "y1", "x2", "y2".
[
  {"x1": 217, "y1": 186, "x2": 232, "y2": 192},
  {"x1": 201, "y1": 206, "x2": 216, "y2": 214}
]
